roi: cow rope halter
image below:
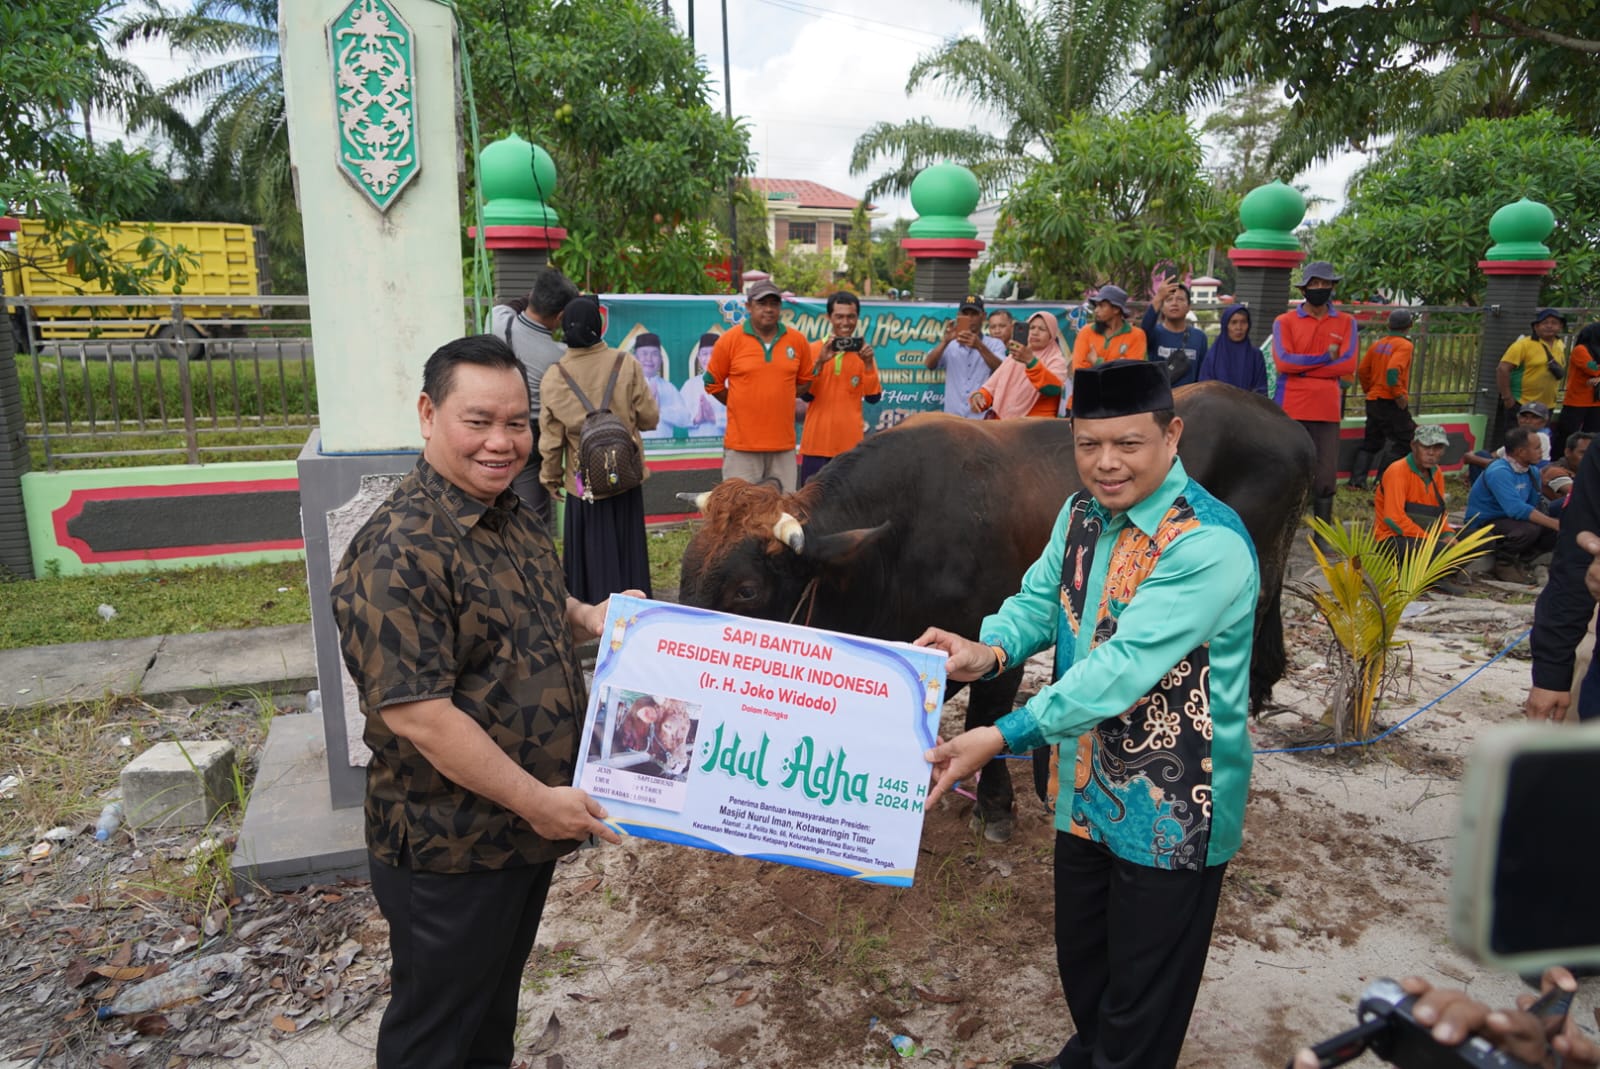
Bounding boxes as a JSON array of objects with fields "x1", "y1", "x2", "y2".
[{"x1": 788, "y1": 578, "x2": 820, "y2": 628}]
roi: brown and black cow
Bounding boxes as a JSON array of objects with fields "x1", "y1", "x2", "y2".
[{"x1": 676, "y1": 381, "x2": 1315, "y2": 838}]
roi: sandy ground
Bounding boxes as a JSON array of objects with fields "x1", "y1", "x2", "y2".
[{"x1": 8, "y1": 573, "x2": 1593, "y2": 1069}]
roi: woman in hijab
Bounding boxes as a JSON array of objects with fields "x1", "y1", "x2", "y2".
[
  {"x1": 1197, "y1": 305, "x2": 1268, "y2": 395},
  {"x1": 968, "y1": 310, "x2": 1070, "y2": 418},
  {"x1": 538, "y1": 296, "x2": 659, "y2": 601},
  {"x1": 1556, "y1": 321, "x2": 1600, "y2": 447}
]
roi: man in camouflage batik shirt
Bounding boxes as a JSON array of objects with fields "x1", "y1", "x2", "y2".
[{"x1": 332, "y1": 334, "x2": 626, "y2": 1069}]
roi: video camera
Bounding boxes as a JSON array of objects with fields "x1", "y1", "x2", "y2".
[
  {"x1": 1294, "y1": 724, "x2": 1600, "y2": 1067},
  {"x1": 1291, "y1": 977, "x2": 1574, "y2": 1068}
]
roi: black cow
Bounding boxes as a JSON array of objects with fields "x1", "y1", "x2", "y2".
[{"x1": 677, "y1": 382, "x2": 1315, "y2": 838}]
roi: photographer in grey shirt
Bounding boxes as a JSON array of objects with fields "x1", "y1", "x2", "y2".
[{"x1": 490, "y1": 268, "x2": 579, "y2": 527}]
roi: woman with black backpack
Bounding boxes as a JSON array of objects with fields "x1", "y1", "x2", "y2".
[{"x1": 538, "y1": 296, "x2": 660, "y2": 602}]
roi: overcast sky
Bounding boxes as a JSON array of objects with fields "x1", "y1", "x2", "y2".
[
  {"x1": 100, "y1": 0, "x2": 1366, "y2": 226},
  {"x1": 662, "y1": 0, "x2": 1366, "y2": 223}
]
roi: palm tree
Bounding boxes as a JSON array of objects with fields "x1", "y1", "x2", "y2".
[
  {"x1": 1152, "y1": 0, "x2": 1598, "y2": 176},
  {"x1": 113, "y1": 0, "x2": 301, "y2": 286},
  {"x1": 848, "y1": 0, "x2": 1157, "y2": 200}
]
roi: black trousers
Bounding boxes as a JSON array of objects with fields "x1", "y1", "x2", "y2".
[
  {"x1": 369, "y1": 852, "x2": 558, "y2": 1069},
  {"x1": 1554, "y1": 404, "x2": 1600, "y2": 453},
  {"x1": 563, "y1": 484, "x2": 651, "y2": 604},
  {"x1": 1051, "y1": 833, "x2": 1227, "y2": 1069},
  {"x1": 1360, "y1": 398, "x2": 1414, "y2": 459},
  {"x1": 1482, "y1": 517, "x2": 1558, "y2": 564},
  {"x1": 799, "y1": 452, "x2": 833, "y2": 486},
  {"x1": 1298, "y1": 419, "x2": 1340, "y2": 500}
]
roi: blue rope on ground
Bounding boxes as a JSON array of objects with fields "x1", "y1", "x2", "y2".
[
  {"x1": 976, "y1": 625, "x2": 1533, "y2": 768},
  {"x1": 1253, "y1": 626, "x2": 1532, "y2": 755}
]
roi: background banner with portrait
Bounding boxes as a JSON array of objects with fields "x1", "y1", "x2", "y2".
[
  {"x1": 574, "y1": 595, "x2": 947, "y2": 886},
  {"x1": 593, "y1": 294, "x2": 1079, "y2": 451}
]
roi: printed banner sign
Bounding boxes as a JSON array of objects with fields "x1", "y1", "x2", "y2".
[
  {"x1": 581, "y1": 295, "x2": 1081, "y2": 452},
  {"x1": 573, "y1": 595, "x2": 947, "y2": 885}
]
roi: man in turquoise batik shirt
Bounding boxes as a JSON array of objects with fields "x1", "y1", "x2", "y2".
[{"x1": 916, "y1": 360, "x2": 1258, "y2": 1069}]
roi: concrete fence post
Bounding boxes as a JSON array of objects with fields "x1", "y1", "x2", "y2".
[
  {"x1": 900, "y1": 164, "x2": 985, "y2": 302},
  {"x1": 1476, "y1": 198, "x2": 1556, "y2": 450},
  {"x1": 468, "y1": 133, "x2": 569, "y2": 315},
  {"x1": 1226, "y1": 181, "x2": 1308, "y2": 352},
  {"x1": 0, "y1": 215, "x2": 35, "y2": 578}
]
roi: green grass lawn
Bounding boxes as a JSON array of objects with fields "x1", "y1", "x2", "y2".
[
  {"x1": 0, "y1": 559, "x2": 312, "y2": 649},
  {"x1": 0, "y1": 522, "x2": 701, "y2": 650}
]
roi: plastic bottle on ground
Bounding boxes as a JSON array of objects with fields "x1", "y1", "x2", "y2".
[
  {"x1": 97, "y1": 952, "x2": 246, "y2": 1018},
  {"x1": 94, "y1": 802, "x2": 123, "y2": 842}
]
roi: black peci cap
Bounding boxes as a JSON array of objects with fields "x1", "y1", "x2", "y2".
[{"x1": 1073, "y1": 361, "x2": 1174, "y2": 420}]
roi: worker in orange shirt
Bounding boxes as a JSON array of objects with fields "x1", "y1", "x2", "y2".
[
  {"x1": 1068, "y1": 285, "x2": 1146, "y2": 415},
  {"x1": 1374, "y1": 424, "x2": 1465, "y2": 594},
  {"x1": 703, "y1": 280, "x2": 816, "y2": 493},
  {"x1": 798, "y1": 291, "x2": 882, "y2": 485},
  {"x1": 1272, "y1": 261, "x2": 1359, "y2": 532},
  {"x1": 1348, "y1": 309, "x2": 1417, "y2": 489},
  {"x1": 1555, "y1": 320, "x2": 1600, "y2": 448}
]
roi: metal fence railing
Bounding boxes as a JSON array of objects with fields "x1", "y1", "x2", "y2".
[
  {"x1": 7, "y1": 295, "x2": 1596, "y2": 470},
  {"x1": 9, "y1": 295, "x2": 317, "y2": 470}
]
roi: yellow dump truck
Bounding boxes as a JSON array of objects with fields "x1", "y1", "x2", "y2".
[{"x1": 2, "y1": 219, "x2": 269, "y2": 353}]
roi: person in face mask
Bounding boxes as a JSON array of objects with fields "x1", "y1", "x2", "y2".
[{"x1": 1271, "y1": 261, "x2": 1360, "y2": 537}]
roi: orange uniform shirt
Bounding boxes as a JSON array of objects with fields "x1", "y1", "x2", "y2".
[
  {"x1": 1374, "y1": 454, "x2": 1450, "y2": 541},
  {"x1": 1272, "y1": 305, "x2": 1358, "y2": 422},
  {"x1": 1070, "y1": 322, "x2": 1147, "y2": 373},
  {"x1": 1564, "y1": 343, "x2": 1600, "y2": 409},
  {"x1": 703, "y1": 321, "x2": 815, "y2": 452},
  {"x1": 1358, "y1": 334, "x2": 1414, "y2": 401},
  {"x1": 800, "y1": 341, "x2": 882, "y2": 459}
]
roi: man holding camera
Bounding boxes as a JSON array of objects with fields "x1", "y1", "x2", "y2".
[
  {"x1": 1141, "y1": 279, "x2": 1208, "y2": 387},
  {"x1": 798, "y1": 291, "x2": 882, "y2": 485},
  {"x1": 925, "y1": 294, "x2": 1004, "y2": 418},
  {"x1": 1291, "y1": 970, "x2": 1599, "y2": 1068}
]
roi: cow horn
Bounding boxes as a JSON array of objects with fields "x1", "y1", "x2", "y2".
[
  {"x1": 675, "y1": 491, "x2": 711, "y2": 512},
  {"x1": 772, "y1": 512, "x2": 805, "y2": 553}
]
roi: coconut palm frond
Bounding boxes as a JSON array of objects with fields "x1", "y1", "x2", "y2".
[
  {"x1": 851, "y1": 0, "x2": 1159, "y2": 198},
  {"x1": 1296, "y1": 516, "x2": 1497, "y2": 742}
]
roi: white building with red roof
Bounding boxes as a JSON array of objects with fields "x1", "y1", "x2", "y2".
[{"x1": 745, "y1": 178, "x2": 879, "y2": 270}]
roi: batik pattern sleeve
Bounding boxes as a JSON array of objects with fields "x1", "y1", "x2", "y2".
[
  {"x1": 993, "y1": 526, "x2": 1254, "y2": 753},
  {"x1": 333, "y1": 537, "x2": 458, "y2": 713}
]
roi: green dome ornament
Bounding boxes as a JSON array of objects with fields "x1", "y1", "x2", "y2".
[
  {"x1": 1234, "y1": 181, "x2": 1306, "y2": 251},
  {"x1": 1484, "y1": 197, "x2": 1555, "y2": 260},
  {"x1": 479, "y1": 133, "x2": 559, "y2": 228},
  {"x1": 907, "y1": 163, "x2": 980, "y2": 239}
]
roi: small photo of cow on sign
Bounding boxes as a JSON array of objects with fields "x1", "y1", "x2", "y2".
[{"x1": 591, "y1": 688, "x2": 699, "y2": 785}]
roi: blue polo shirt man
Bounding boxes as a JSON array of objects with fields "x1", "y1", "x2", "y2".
[
  {"x1": 925, "y1": 294, "x2": 1004, "y2": 418},
  {"x1": 1464, "y1": 425, "x2": 1561, "y2": 583}
]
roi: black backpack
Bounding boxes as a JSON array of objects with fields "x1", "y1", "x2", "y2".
[{"x1": 555, "y1": 354, "x2": 644, "y2": 502}]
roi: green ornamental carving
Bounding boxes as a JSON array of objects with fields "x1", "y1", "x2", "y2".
[{"x1": 329, "y1": 0, "x2": 418, "y2": 212}]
